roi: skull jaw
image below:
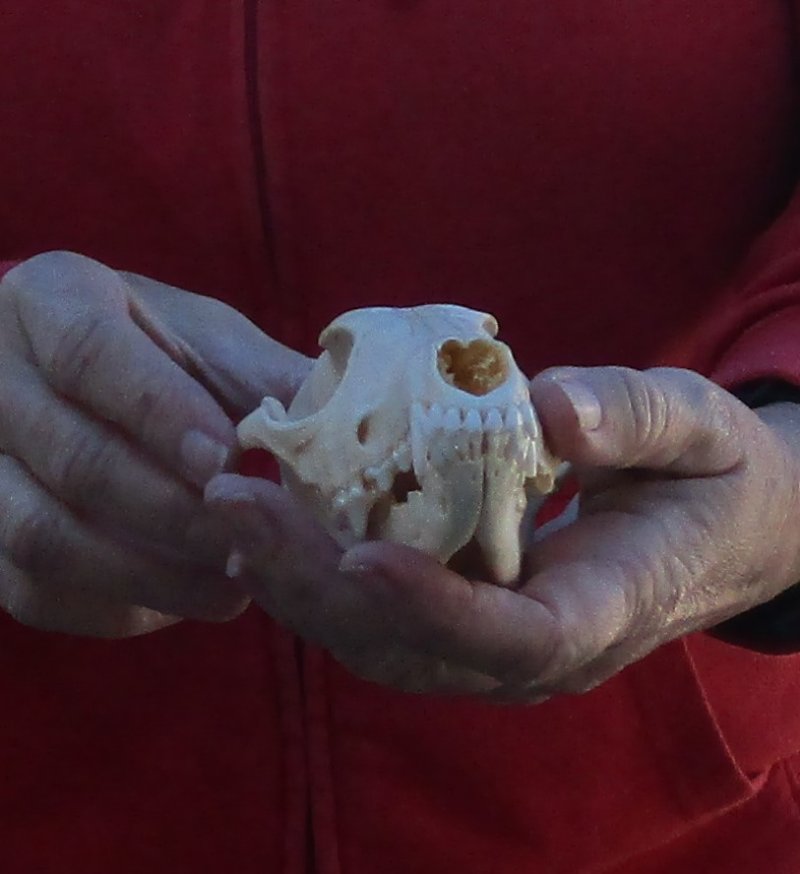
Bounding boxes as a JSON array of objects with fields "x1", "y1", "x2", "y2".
[
  {"x1": 236, "y1": 305, "x2": 561, "y2": 586},
  {"x1": 297, "y1": 431, "x2": 547, "y2": 587},
  {"x1": 239, "y1": 397, "x2": 557, "y2": 587}
]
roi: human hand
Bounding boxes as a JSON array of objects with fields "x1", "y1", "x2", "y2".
[
  {"x1": 0, "y1": 251, "x2": 310, "y2": 637},
  {"x1": 206, "y1": 366, "x2": 800, "y2": 700}
]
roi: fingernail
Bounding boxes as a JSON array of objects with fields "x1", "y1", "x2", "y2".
[
  {"x1": 339, "y1": 551, "x2": 379, "y2": 577},
  {"x1": 181, "y1": 430, "x2": 231, "y2": 487},
  {"x1": 338, "y1": 554, "x2": 371, "y2": 575},
  {"x1": 555, "y1": 380, "x2": 602, "y2": 431}
]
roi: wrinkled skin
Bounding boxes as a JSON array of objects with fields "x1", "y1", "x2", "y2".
[
  {"x1": 0, "y1": 251, "x2": 309, "y2": 637},
  {"x1": 207, "y1": 366, "x2": 800, "y2": 702}
]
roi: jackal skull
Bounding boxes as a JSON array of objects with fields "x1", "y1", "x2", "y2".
[{"x1": 237, "y1": 305, "x2": 558, "y2": 584}]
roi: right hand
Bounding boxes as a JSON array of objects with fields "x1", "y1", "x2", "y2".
[{"x1": 0, "y1": 251, "x2": 311, "y2": 638}]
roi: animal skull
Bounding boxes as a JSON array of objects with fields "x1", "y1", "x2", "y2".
[{"x1": 237, "y1": 305, "x2": 558, "y2": 584}]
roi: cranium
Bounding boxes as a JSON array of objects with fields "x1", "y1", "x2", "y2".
[{"x1": 237, "y1": 305, "x2": 558, "y2": 584}]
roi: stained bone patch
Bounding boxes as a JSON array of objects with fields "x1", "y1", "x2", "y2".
[{"x1": 437, "y1": 339, "x2": 508, "y2": 396}]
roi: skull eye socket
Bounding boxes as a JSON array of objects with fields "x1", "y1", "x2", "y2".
[{"x1": 437, "y1": 339, "x2": 508, "y2": 396}]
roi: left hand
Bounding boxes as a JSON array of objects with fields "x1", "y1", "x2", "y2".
[{"x1": 206, "y1": 367, "x2": 800, "y2": 701}]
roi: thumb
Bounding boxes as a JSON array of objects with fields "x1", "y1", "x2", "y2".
[
  {"x1": 121, "y1": 271, "x2": 312, "y2": 416},
  {"x1": 529, "y1": 366, "x2": 746, "y2": 476}
]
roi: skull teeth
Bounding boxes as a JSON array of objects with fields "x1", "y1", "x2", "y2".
[
  {"x1": 331, "y1": 402, "x2": 543, "y2": 539},
  {"x1": 410, "y1": 402, "x2": 540, "y2": 473}
]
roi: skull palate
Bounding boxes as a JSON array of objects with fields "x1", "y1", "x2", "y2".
[
  {"x1": 237, "y1": 304, "x2": 559, "y2": 585},
  {"x1": 437, "y1": 339, "x2": 508, "y2": 396}
]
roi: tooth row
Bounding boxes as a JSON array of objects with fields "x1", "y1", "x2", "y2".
[
  {"x1": 332, "y1": 440, "x2": 412, "y2": 511},
  {"x1": 411, "y1": 401, "x2": 541, "y2": 476},
  {"x1": 412, "y1": 401, "x2": 540, "y2": 438}
]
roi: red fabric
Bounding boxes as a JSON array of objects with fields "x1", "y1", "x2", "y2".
[{"x1": 3, "y1": 2, "x2": 800, "y2": 872}]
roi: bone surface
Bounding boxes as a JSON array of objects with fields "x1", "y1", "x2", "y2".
[{"x1": 237, "y1": 305, "x2": 558, "y2": 584}]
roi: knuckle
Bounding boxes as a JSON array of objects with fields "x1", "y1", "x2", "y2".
[
  {"x1": 47, "y1": 312, "x2": 116, "y2": 395},
  {"x1": 620, "y1": 370, "x2": 671, "y2": 461},
  {"x1": 129, "y1": 378, "x2": 181, "y2": 443},
  {"x1": 49, "y1": 430, "x2": 116, "y2": 504},
  {"x1": 4, "y1": 506, "x2": 63, "y2": 576},
  {"x1": 3, "y1": 250, "x2": 88, "y2": 290}
]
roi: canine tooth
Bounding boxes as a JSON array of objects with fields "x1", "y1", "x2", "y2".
[
  {"x1": 522, "y1": 440, "x2": 538, "y2": 477},
  {"x1": 345, "y1": 495, "x2": 369, "y2": 540},
  {"x1": 520, "y1": 403, "x2": 538, "y2": 437},
  {"x1": 507, "y1": 428, "x2": 526, "y2": 463},
  {"x1": 504, "y1": 406, "x2": 523, "y2": 432}
]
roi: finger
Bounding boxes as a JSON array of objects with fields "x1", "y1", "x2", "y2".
[
  {"x1": 0, "y1": 362, "x2": 211, "y2": 553},
  {"x1": 338, "y1": 541, "x2": 568, "y2": 686},
  {"x1": 122, "y1": 272, "x2": 313, "y2": 414},
  {"x1": 206, "y1": 476, "x2": 504, "y2": 694},
  {"x1": 0, "y1": 454, "x2": 247, "y2": 622},
  {"x1": 204, "y1": 474, "x2": 381, "y2": 646},
  {"x1": 538, "y1": 640, "x2": 653, "y2": 696},
  {"x1": 529, "y1": 366, "x2": 746, "y2": 477},
  {"x1": 333, "y1": 643, "x2": 502, "y2": 696},
  {"x1": 5, "y1": 252, "x2": 235, "y2": 488},
  {"x1": 0, "y1": 553, "x2": 181, "y2": 638}
]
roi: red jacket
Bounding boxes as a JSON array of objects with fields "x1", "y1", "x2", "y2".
[{"x1": 3, "y1": 2, "x2": 800, "y2": 872}]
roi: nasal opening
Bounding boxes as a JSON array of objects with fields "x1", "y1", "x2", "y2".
[{"x1": 437, "y1": 339, "x2": 508, "y2": 396}]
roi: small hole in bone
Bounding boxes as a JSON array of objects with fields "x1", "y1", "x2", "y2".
[
  {"x1": 365, "y1": 471, "x2": 423, "y2": 539},
  {"x1": 391, "y1": 470, "x2": 421, "y2": 504},
  {"x1": 438, "y1": 339, "x2": 508, "y2": 396},
  {"x1": 357, "y1": 416, "x2": 372, "y2": 445}
]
